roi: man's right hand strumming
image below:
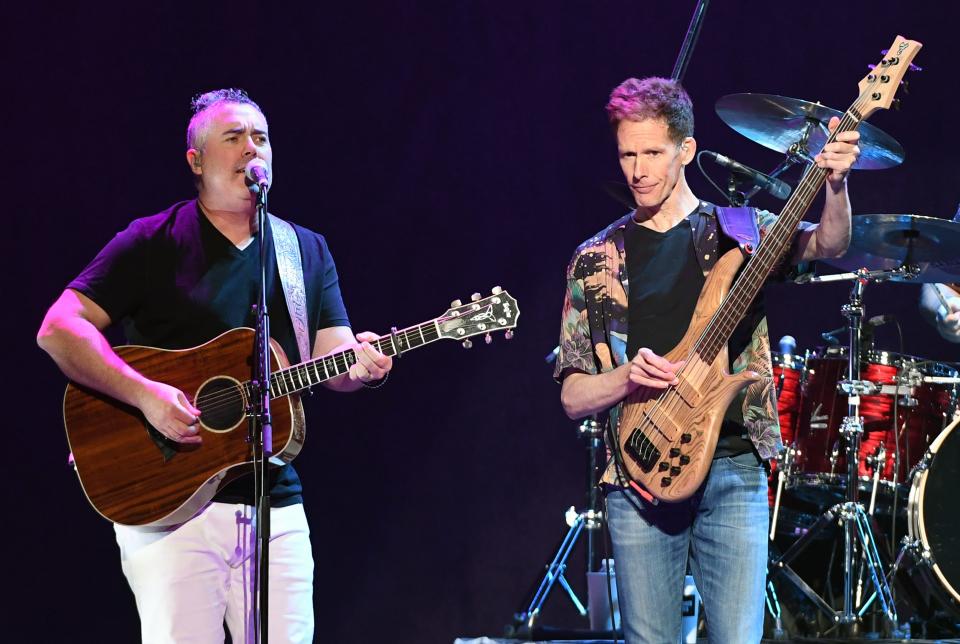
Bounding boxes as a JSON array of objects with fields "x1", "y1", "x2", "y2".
[
  {"x1": 135, "y1": 379, "x2": 203, "y2": 444},
  {"x1": 628, "y1": 347, "x2": 684, "y2": 389}
]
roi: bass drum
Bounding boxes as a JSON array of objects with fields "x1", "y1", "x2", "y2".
[{"x1": 905, "y1": 415, "x2": 960, "y2": 616}]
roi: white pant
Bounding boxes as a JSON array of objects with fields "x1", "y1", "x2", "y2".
[{"x1": 114, "y1": 502, "x2": 314, "y2": 643}]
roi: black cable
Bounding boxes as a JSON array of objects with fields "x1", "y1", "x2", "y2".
[{"x1": 695, "y1": 151, "x2": 734, "y2": 204}]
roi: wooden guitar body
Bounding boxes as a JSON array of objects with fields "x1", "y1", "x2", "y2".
[
  {"x1": 618, "y1": 247, "x2": 760, "y2": 502},
  {"x1": 60, "y1": 289, "x2": 520, "y2": 526},
  {"x1": 63, "y1": 328, "x2": 304, "y2": 527}
]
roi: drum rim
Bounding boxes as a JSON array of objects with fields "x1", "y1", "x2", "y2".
[
  {"x1": 911, "y1": 420, "x2": 960, "y2": 605},
  {"x1": 809, "y1": 349, "x2": 958, "y2": 376}
]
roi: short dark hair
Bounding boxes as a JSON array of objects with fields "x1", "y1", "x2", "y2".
[
  {"x1": 186, "y1": 88, "x2": 264, "y2": 150},
  {"x1": 605, "y1": 77, "x2": 694, "y2": 143}
]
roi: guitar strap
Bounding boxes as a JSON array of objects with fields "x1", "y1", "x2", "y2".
[
  {"x1": 714, "y1": 206, "x2": 761, "y2": 254},
  {"x1": 269, "y1": 214, "x2": 312, "y2": 364}
]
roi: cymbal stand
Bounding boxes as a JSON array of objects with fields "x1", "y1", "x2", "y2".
[
  {"x1": 771, "y1": 270, "x2": 898, "y2": 634},
  {"x1": 509, "y1": 418, "x2": 606, "y2": 635},
  {"x1": 741, "y1": 117, "x2": 815, "y2": 205}
]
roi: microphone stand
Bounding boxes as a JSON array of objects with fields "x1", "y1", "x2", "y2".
[{"x1": 250, "y1": 182, "x2": 273, "y2": 643}]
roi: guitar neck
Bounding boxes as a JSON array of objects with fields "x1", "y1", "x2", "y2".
[
  {"x1": 270, "y1": 320, "x2": 440, "y2": 396},
  {"x1": 694, "y1": 105, "x2": 865, "y2": 364}
]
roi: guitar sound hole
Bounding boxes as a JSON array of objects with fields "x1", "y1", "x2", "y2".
[{"x1": 196, "y1": 377, "x2": 246, "y2": 432}]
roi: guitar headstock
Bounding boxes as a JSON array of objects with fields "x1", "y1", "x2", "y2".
[
  {"x1": 857, "y1": 35, "x2": 922, "y2": 119},
  {"x1": 437, "y1": 287, "x2": 519, "y2": 348}
]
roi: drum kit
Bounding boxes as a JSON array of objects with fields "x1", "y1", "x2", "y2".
[{"x1": 712, "y1": 93, "x2": 960, "y2": 637}]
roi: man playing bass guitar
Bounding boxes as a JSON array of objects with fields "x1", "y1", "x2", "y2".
[{"x1": 554, "y1": 77, "x2": 860, "y2": 642}]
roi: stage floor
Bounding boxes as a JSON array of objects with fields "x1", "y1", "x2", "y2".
[{"x1": 456, "y1": 638, "x2": 960, "y2": 643}]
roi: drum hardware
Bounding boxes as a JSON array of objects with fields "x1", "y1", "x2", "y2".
[
  {"x1": 890, "y1": 413, "x2": 960, "y2": 623},
  {"x1": 508, "y1": 417, "x2": 611, "y2": 638},
  {"x1": 828, "y1": 441, "x2": 840, "y2": 477},
  {"x1": 770, "y1": 445, "x2": 798, "y2": 540},
  {"x1": 820, "y1": 214, "x2": 960, "y2": 284},
  {"x1": 700, "y1": 92, "x2": 905, "y2": 208},
  {"x1": 770, "y1": 269, "x2": 900, "y2": 634},
  {"x1": 715, "y1": 94, "x2": 906, "y2": 170}
]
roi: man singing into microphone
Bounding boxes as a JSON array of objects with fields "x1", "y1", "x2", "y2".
[
  {"x1": 553, "y1": 77, "x2": 860, "y2": 642},
  {"x1": 37, "y1": 89, "x2": 393, "y2": 642}
]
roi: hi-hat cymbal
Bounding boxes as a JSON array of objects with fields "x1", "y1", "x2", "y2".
[
  {"x1": 715, "y1": 94, "x2": 905, "y2": 170},
  {"x1": 821, "y1": 214, "x2": 960, "y2": 283}
]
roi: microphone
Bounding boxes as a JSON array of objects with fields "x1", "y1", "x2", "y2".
[
  {"x1": 244, "y1": 158, "x2": 270, "y2": 192},
  {"x1": 701, "y1": 151, "x2": 791, "y2": 200}
]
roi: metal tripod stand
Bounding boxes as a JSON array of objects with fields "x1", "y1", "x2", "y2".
[
  {"x1": 509, "y1": 417, "x2": 608, "y2": 636},
  {"x1": 770, "y1": 270, "x2": 899, "y2": 635}
]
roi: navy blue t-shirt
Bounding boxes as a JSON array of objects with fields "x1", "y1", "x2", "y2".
[{"x1": 68, "y1": 199, "x2": 351, "y2": 506}]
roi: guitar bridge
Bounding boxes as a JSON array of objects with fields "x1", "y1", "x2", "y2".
[{"x1": 625, "y1": 427, "x2": 661, "y2": 473}]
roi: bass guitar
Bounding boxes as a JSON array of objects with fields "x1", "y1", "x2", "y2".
[{"x1": 617, "y1": 36, "x2": 921, "y2": 502}]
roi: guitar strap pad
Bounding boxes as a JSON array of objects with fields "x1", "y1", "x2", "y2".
[
  {"x1": 269, "y1": 214, "x2": 312, "y2": 364},
  {"x1": 715, "y1": 206, "x2": 761, "y2": 254}
]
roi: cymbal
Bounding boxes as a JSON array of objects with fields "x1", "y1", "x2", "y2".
[
  {"x1": 821, "y1": 214, "x2": 960, "y2": 283},
  {"x1": 715, "y1": 94, "x2": 905, "y2": 170}
]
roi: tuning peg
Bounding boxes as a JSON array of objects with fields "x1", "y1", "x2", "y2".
[
  {"x1": 470, "y1": 292, "x2": 481, "y2": 302},
  {"x1": 491, "y1": 286, "x2": 502, "y2": 295},
  {"x1": 450, "y1": 299, "x2": 462, "y2": 308},
  {"x1": 892, "y1": 98, "x2": 901, "y2": 111},
  {"x1": 462, "y1": 339, "x2": 473, "y2": 349},
  {"x1": 485, "y1": 333, "x2": 492, "y2": 345},
  {"x1": 504, "y1": 330, "x2": 514, "y2": 340}
]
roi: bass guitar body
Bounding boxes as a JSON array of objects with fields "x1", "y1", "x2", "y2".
[{"x1": 617, "y1": 247, "x2": 760, "y2": 502}]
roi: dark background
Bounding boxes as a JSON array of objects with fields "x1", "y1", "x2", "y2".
[{"x1": 9, "y1": 1, "x2": 960, "y2": 642}]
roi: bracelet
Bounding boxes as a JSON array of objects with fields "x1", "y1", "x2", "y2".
[{"x1": 361, "y1": 371, "x2": 389, "y2": 389}]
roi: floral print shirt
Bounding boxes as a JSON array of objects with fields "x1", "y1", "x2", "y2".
[{"x1": 554, "y1": 201, "x2": 803, "y2": 485}]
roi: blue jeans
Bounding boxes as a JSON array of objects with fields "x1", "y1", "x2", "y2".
[{"x1": 605, "y1": 453, "x2": 768, "y2": 644}]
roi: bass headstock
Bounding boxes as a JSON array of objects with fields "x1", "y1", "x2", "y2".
[{"x1": 857, "y1": 35, "x2": 922, "y2": 119}]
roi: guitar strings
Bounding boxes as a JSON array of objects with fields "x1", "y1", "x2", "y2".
[
  {"x1": 189, "y1": 321, "x2": 451, "y2": 415},
  {"x1": 635, "y1": 101, "x2": 863, "y2": 465},
  {"x1": 630, "y1": 92, "x2": 870, "y2": 469}
]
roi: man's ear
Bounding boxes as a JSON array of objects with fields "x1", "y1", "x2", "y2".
[
  {"x1": 186, "y1": 149, "x2": 202, "y2": 176},
  {"x1": 680, "y1": 137, "x2": 697, "y2": 165}
]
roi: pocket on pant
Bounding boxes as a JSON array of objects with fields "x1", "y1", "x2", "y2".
[{"x1": 724, "y1": 452, "x2": 764, "y2": 472}]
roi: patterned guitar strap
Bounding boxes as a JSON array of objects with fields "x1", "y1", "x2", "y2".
[{"x1": 268, "y1": 214, "x2": 312, "y2": 365}]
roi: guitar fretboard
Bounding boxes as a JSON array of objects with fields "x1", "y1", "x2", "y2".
[
  {"x1": 693, "y1": 104, "x2": 866, "y2": 364},
  {"x1": 269, "y1": 320, "x2": 441, "y2": 396}
]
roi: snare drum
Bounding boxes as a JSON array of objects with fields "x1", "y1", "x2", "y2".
[{"x1": 904, "y1": 414, "x2": 960, "y2": 615}]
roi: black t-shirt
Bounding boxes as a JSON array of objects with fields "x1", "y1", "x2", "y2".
[
  {"x1": 68, "y1": 199, "x2": 351, "y2": 506},
  {"x1": 623, "y1": 214, "x2": 757, "y2": 458}
]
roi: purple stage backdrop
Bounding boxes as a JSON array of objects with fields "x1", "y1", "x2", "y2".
[{"x1": 9, "y1": 1, "x2": 960, "y2": 641}]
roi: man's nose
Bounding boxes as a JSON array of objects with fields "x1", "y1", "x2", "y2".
[{"x1": 243, "y1": 137, "x2": 258, "y2": 156}]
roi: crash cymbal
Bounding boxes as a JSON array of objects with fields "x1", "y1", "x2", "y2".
[
  {"x1": 715, "y1": 94, "x2": 905, "y2": 170},
  {"x1": 821, "y1": 214, "x2": 960, "y2": 282}
]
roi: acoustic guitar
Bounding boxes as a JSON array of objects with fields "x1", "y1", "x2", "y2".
[{"x1": 63, "y1": 288, "x2": 519, "y2": 526}]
